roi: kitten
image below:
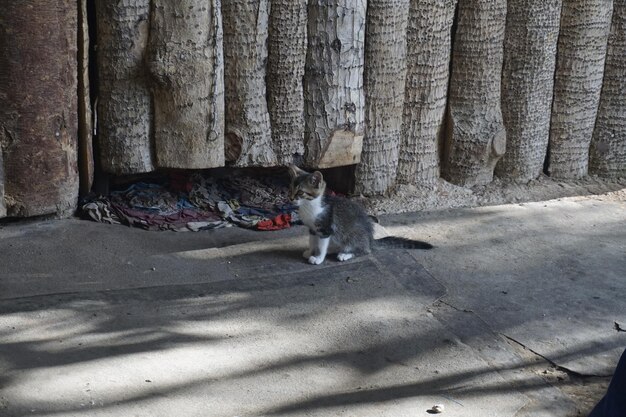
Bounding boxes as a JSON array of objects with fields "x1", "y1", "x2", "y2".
[{"x1": 288, "y1": 165, "x2": 432, "y2": 265}]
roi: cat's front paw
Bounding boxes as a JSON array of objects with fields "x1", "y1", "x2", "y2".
[
  {"x1": 337, "y1": 252, "x2": 354, "y2": 262},
  {"x1": 302, "y1": 249, "x2": 312, "y2": 258},
  {"x1": 308, "y1": 255, "x2": 325, "y2": 265}
]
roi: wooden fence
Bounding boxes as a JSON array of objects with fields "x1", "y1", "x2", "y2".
[{"x1": 0, "y1": 0, "x2": 624, "y2": 217}]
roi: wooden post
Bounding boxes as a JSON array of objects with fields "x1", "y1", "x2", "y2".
[
  {"x1": 96, "y1": 0, "x2": 154, "y2": 174},
  {"x1": 443, "y1": 0, "x2": 507, "y2": 187},
  {"x1": 267, "y1": 0, "x2": 307, "y2": 166},
  {"x1": 78, "y1": 0, "x2": 94, "y2": 194},
  {"x1": 355, "y1": 0, "x2": 410, "y2": 195},
  {"x1": 590, "y1": 0, "x2": 626, "y2": 177},
  {"x1": 0, "y1": 0, "x2": 79, "y2": 217},
  {"x1": 549, "y1": 0, "x2": 613, "y2": 178},
  {"x1": 222, "y1": 0, "x2": 276, "y2": 166},
  {"x1": 147, "y1": 0, "x2": 225, "y2": 169},
  {"x1": 304, "y1": 0, "x2": 366, "y2": 169},
  {"x1": 0, "y1": 148, "x2": 5, "y2": 218},
  {"x1": 397, "y1": 0, "x2": 457, "y2": 186},
  {"x1": 496, "y1": 0, "x2": 562, "y2": 182}
]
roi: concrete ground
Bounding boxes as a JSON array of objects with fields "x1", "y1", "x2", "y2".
[{"x1": 0, "y1": 192, "x2": 625, "y2": 417}]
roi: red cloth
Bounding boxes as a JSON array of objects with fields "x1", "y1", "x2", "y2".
[{"x1": 256, "y1": 214, "x2": 292, "y2": 231}]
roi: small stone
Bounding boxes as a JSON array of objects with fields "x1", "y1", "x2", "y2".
[
  {"x1": 428, "y1": 404, "x2": 444, "y2": 414},
  {"x1": 151, "y1": 267, "x2": 156, "y2": 271}
]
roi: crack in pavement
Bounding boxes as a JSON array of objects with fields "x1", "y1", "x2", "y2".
[
  {"x1": 499, "y1": 333, "x2": 611, "y2": 378},
  {"x1": 428, "y1": 298, "x2": 580, "y2": 417},
  {"x1": 437, "y1": 299, "x2": 474, "y2": 314}
]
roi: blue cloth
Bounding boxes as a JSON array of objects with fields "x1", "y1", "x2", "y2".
[{"x1": 589, "y1": 348, "x2": 626, "y2": 417}]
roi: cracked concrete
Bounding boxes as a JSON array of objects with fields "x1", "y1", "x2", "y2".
[
  {"x1": 499, "y1": 334, "x2": 591, "y2": 379},
  {"x1": 0, "y1": 191, "x2": 625, "y2": 416},
  {"x1": 381, "y1": 195, "x2": 626, "y2": 377}
]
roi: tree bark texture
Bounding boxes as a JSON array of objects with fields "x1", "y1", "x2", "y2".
[
  {"x1": 355, "y1": 0, "x2": 410, "y2": 195},
  {"x1": 222, "y1": 0, "x2": 275, "y2": 167},
  {"x1": 443, "y1": 0, "x2": 507, "y2": 187},
  {"x1": 147, "y1": 0, "x2": 225, "y2": 169},
  {"x1": 0, "y1": 1, "x2": 79, "y2": 217},
  {"x1": 590, "y1": 0, "x2": 626, "y2": 177},
  {"x1": 304, "y1": 0, "x2": 366, "y2": 168},
  {"x1": 549, "y1": 0, "x2": 613, "y2": 178},
  {"x1": 96, "y1": 0, "x2": 154, "y2": 174},
  {"x1": 79, "y1": 0, "x2": 94, "y2": 195},
  {"x1": 396, "y1": 0, "x2": 457, "y2": 185},
  {"x1": 0, "y1": 148, "x2": 5, "y2": 217},
  {"x1": 267, "y1": 0, "x2": 307, "y2": 166},
  {"x1": 496, "y1": 0, "x2": 562, "y2": 182}
]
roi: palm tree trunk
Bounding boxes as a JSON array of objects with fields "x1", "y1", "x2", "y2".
[
  {"x1": 443, "y1": 0, "x2": 507, "y2": 187},
  {"x1": 590, "y1": 0, "x2": 626, "y2": 177},
  {"x1": 0, "y1": 0, "x2": 79, "y2": 217},
  {"x1": 496, "y1": 0, "x2": 562, "y2": 181},
  {"x1": 397, "y1": 0, "x2": 457, "y2": 186},
  {"x1": 147, "y1": 0, "x2": 225, "y2": 169},
  {"x1": 548, "y1": 0, "x2": 613, "y2": 178},
  {"x1": 355, "y1": 0, "x2": 411, "y2": 195}
]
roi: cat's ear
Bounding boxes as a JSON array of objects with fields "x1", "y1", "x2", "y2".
[
  {"x1": 288, "y1": 164, "x2": 306, "y2": 179},
  {"x1": 310, "y1": 171, "x2": 324, "y2": 188}
]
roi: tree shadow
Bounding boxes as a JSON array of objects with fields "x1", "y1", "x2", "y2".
[{"x1": 0, "y1": 205, "x2": 624, "y2": 416}]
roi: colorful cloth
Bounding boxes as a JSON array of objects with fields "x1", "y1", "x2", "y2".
[{"x1": 80, "y1": 171, "x2": 300, "y2": 232}]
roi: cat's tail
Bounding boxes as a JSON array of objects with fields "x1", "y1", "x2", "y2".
[{"x1": 373, "y1": 236, "x2": 433, "y2": 250}]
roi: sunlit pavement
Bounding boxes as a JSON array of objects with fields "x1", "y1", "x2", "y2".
[{"x1": 1, "y1": 194, "x2": 624, "y2": 416}]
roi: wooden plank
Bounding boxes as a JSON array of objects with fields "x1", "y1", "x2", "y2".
[
  {"x1": 78, "y1": 0, "x2": 94, "y2": 194},
  {"x1": 317, "y1": 130, "x2": 363, "y2": 169}
]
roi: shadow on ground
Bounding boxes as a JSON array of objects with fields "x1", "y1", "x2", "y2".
[{"x1": 1, "y1": 196, "x2": 625, "y2": 416}]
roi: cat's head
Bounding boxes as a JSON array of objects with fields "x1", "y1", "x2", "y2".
[{"x1": 288, "y1": 165, "x2": 326, "y2": 203}]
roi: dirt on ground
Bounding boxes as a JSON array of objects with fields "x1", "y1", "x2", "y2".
[{"x1": 361, "y1": 174, "x2": 626, "y2": 215}]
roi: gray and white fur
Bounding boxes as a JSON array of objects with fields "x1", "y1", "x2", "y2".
[{"x1": 288, "y1": 165, "x2": 432, "y2": 265}]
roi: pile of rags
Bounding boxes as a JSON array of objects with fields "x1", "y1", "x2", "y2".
[{"x1": 80, "y1": 172, "x2": 299, "y2": 232}]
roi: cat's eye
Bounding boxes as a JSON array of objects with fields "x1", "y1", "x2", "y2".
[{"x1": 289, "y1": 188, "x2": 305, "y2": 200}]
